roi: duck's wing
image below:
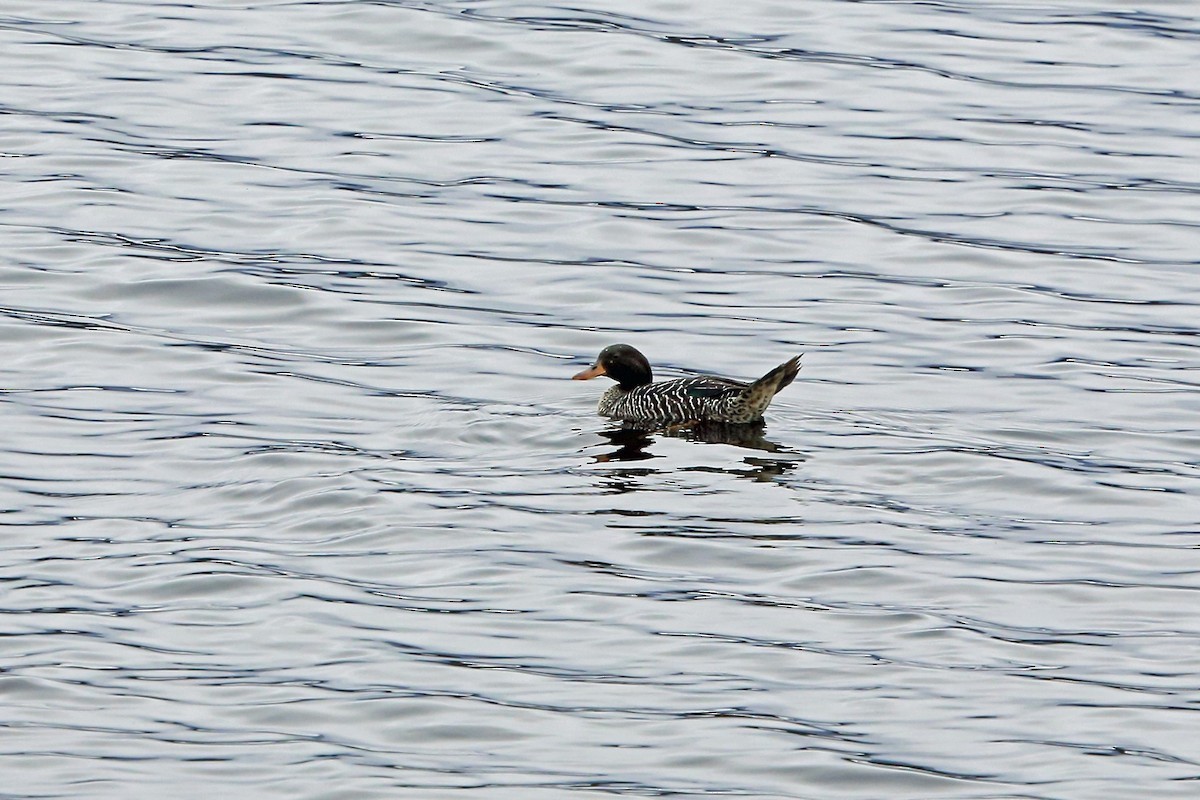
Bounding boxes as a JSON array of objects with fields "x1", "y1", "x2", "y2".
[{"x1": 672, "y1": 375, "x2": 749, "y2": 400}]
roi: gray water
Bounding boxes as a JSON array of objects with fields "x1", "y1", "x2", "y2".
[{"x1": 3, "y1": 1, "x2": 1199, "y2": 798}]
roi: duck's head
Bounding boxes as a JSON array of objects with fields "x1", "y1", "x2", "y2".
[{"x1": 572, "y1": 344, "x2": 652, "y2": 389}]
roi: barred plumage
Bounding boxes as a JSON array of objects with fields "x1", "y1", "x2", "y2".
[{"x1": 573, "y1": 344, "x2": 801, "y2": 426}]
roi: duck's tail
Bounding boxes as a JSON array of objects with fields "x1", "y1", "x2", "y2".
[{"x1": 740, "y1": 354, "x2": 802, "y2": 419}]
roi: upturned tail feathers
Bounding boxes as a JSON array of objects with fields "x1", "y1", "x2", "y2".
[
  {"x1": 752, "y1": 354, "x2": 802, "y2": 396},
  {"x1": 739, "y1": 354, "x2": 802, "y2": 418}
]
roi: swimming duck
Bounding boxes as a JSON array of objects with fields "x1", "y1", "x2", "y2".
[{"x1": 573, "y1": 344, "x2": 801, "y2": 426}]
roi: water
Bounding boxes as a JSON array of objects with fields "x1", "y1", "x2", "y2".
[{"x1": 3, "y1": 1, "x2": 1199, "y2": 798}]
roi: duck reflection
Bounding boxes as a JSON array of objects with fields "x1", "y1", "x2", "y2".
[
  {"x1": 593, "y1": 427, "x2": 659, "y2": 463},
  {"x1": 591, "y1": 422, "x2": 803, "y2": 482}
]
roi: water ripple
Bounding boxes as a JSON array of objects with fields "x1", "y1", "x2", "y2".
[{"x1": 3, "y1": 0, "x2": 1200, "y2": 798}]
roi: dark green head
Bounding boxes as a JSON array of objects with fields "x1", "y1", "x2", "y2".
[{"x1": 572, "y1": 344, "x2": 653, "y2": 389}]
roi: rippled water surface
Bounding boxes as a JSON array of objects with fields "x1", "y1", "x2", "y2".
[{"x1": 3, "y1": 1, "x2": 1199, "y2": 798}]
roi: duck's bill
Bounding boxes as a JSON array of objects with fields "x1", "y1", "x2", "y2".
[{"x1": 572, "y1": 363, "x2": 606, "y2": 380}]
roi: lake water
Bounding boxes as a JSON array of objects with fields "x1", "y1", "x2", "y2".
[{"x1": 3, "y1": 1, "x2": 1199, "y2": 798}]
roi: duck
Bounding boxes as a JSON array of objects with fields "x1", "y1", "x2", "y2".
[{"x1": 573, "y1": 344, "x2": 801, "y2": 426}]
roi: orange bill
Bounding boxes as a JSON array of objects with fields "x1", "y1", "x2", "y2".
[{"x1": 572, "y1": 363, "x2": 606, "y2": 380}]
